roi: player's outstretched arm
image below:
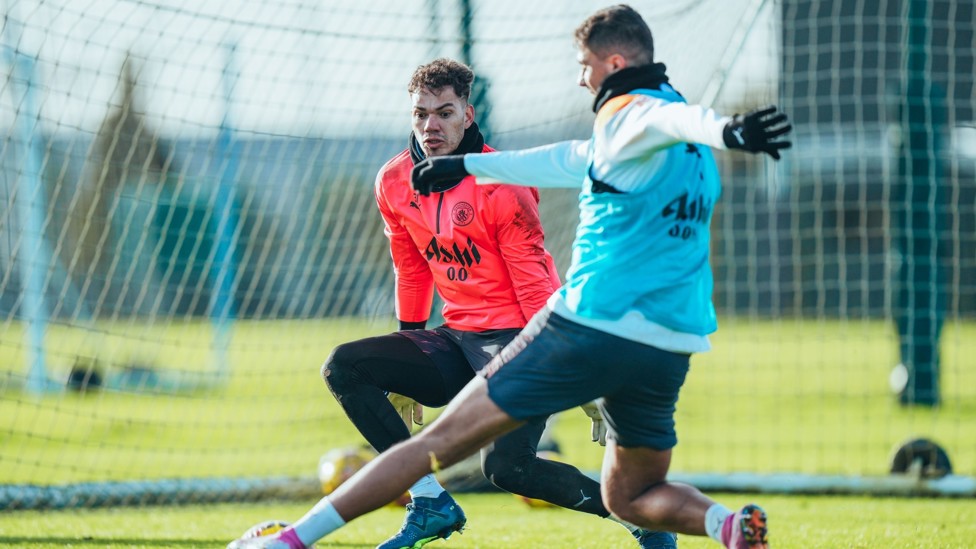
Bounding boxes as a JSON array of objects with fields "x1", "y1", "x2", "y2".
[
  {"x1": 411, "y1": 155, "x2": 468, "y2": 195},
  {"x1": 722, "y1": 105, "x2": 793, "y2": 160}
]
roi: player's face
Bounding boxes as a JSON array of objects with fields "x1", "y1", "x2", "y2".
[
  {"x1": 411, "y1": 86, "x2": 474, "y2": 157},
  {"x1": 576, "y1": 46, "x2": 619, "y2": 94}
]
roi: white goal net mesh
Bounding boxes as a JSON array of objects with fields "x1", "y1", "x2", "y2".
[{"x1": 1, "y1": 0, "x2": 973, "y2": 508}]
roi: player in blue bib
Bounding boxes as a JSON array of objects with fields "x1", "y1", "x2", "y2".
[{"x1": 228, "y1": 5, "x2": 791, "y2": 549}]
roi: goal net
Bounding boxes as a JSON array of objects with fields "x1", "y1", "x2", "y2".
[{"x1": 1, "y1": 0, "x2": 973, "y2": 509}]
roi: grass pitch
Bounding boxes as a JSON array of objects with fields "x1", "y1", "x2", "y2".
[{"x1": 1, "y1": 492, "x2": 974, "y2": 548}]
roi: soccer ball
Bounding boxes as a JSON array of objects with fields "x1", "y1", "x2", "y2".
[
  {"x1": 318, "y1": 446, "x2": 377, "y2": 494},
  {"x1": 241, "y1": 519, "x2": 290, "y2": 539},
  {"x1": 317, "y1": 445, "x2": 411, "y2": 507},
  {"x1": 234, "y1": 520, "x2": 317, "y2": 548},
  {"x1": 517, "y1": 493, "x2": 560, "y2": 509},
  {"x1": 514, "y1": 451, "x2": 563, "y2": 509}
]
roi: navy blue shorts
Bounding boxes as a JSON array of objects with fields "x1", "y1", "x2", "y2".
[{"x1": 484, "y1": 308, "x2": 690, "y2": 450}]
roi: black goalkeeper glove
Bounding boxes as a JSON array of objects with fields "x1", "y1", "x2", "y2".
[
  {"x1": 723, "y1": 105, "x2": 793, "y2": 160},
  {"x1": 411, "y1": 155, "x2": 469, "y2": 195}
]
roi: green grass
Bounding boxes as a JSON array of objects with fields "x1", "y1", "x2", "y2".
[
  {"x1": 1, "y1": 492, "x2": 974, "y2": 548},
  {"x1": 2, "y1": 317, "x2": 975, "y2": 546},
  {"x1": 3, "y1": 318, "x2": 973, "y2": 483}
]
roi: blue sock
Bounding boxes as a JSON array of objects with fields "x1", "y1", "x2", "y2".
[{"x1": 291, "y1": 496, "x2": 346, "y2": 547}]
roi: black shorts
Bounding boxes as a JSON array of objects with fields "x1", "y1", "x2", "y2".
[{"x1": 400, "y1": 326, "x2": 521, "y2": 374}]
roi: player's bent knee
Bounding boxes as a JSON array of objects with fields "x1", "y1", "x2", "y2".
[
  {"x1": 481, "y1": 453, "x2": 528, "y2": 494},
  {"x1": 321, "y1": 343, "x2": 356, "y2": 389}
]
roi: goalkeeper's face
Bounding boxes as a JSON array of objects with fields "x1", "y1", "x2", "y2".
[{"x1": 411, "y1": 86, "x2": 475, "y2": 157}]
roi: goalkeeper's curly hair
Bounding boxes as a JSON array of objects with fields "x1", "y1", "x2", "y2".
[{"x1": 408, "y1": 58, "x2": 474, "y2": 102}]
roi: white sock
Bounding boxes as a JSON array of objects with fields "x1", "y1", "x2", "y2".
[
  {"x1": 705, "y1": 503, "x2": 733, "y2": 543},
  {"x1": 291, "y1": 496, "x2": 347, "y2": 547},
  {"x1": 407, "y1": 474, "x2": 445, "y2": 499}
]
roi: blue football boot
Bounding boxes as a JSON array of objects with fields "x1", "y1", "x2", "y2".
[
  {"x1": 633, "y1": 529, "x2": 678, "y2": 549},
  {"x1": 376, "y1": 492, "x2": 467, "y2": 549}
]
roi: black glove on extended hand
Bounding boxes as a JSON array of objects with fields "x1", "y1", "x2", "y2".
[
  {"x1": 723, "y1": 105, "x2": 793, "y2": 160},
  {"x1": 411, "y1": 155, "x2": 469, "y2": 195}
]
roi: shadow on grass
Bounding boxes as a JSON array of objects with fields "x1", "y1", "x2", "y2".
[{"x1": 0, "y1": 537, "x2": 369, "y2": 547}]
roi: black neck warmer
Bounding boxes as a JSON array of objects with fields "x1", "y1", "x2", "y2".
[
  {"x1": 409, "y1": 122, "x2": 485, "y2": 192},
  {"x1": 592, "y1": 62, "x2": 672, "y2": 113}
]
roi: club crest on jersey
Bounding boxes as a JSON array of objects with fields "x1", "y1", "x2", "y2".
[{"x1": 451, "y1": 202, "x2": 475, "y2": 226}]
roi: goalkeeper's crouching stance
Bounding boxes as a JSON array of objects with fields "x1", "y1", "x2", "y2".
[{"x1": 228, "y1": 4, "x2": 790, "y2": 549}]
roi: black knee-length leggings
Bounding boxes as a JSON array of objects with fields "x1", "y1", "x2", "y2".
[{"x1": 321, "y1": 330, "x2": 609, "y2": 517}]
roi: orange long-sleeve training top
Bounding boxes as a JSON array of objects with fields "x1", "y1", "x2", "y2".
[{"x1": 374, "y1": 146, "x2": 560, "y2": 331}]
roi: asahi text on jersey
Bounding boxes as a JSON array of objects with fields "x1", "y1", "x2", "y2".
[
  {"x1": 424, "y1": 236, "x2": 482, "y2": 268},
  {"x1": 662, "y1": 190, "x2": 712, "y2": 240}
]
